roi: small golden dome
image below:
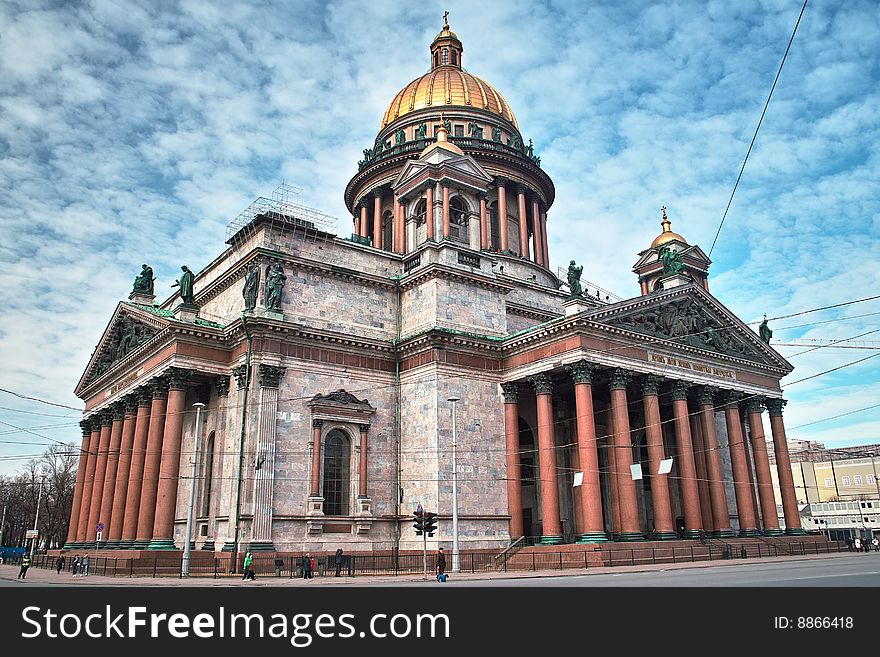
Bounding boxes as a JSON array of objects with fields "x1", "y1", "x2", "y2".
[
  {"x1": 434, "y1": 25, "x2": 459, "y2": 41},
  {"x1": 419, "y1": 122, "x2": 464, "y2": 158},
  {"x1": 650, "y1": 207, "x2": 688, "y2": 248}
]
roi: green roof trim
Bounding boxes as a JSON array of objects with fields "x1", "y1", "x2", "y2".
[{"x1": 126, "y1": 303, "x2": 224, "y2": 329}]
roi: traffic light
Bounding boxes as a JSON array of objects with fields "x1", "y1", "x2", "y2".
[
  {"x1": 423, "y1": 512, "x2": 438, "y2": 536},
  {"x1": 412, "y1": 509, "x2": 424, "y2": 535}
]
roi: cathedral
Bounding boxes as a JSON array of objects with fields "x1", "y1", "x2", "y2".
[{"x1": 65, "y1": 19, "x2": 805, "y2": 561}]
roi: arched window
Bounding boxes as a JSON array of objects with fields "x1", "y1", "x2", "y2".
[
  {"x1": 382, "y1": 210, "x2": 394, "y2": 251},
  {"x1": 322, "y1": 429, "x2": 351, "y2": 516},
  {"x1": 488, "y1": 201, "x2": 500, "y2": 251},
  {"x1": 414, "y1": 198, "x2": 427, "y2": 226},
  {"x1": 200, "y1": 431, "x2": 215, "y2": 517},
  {"x1": 451, "y1": 50, "x2": 457, "y2": 66},
  {"x1": 441, "y1": 48, "x2": 449, "y2": 65},
  {"x1": 434, "y1": 52, "x2": 439, "y2": 68},
  {"x1": 449, "y1": 196, "x2": 469, "y2": 243}
]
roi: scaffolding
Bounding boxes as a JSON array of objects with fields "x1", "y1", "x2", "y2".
[{"x1": 225, "y1": 183, "x2": 340, "y2": 245}]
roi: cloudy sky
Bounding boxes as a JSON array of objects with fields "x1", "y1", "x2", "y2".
[{"x1": 1, "y1": 0, "x2": 878, "y2": 476}]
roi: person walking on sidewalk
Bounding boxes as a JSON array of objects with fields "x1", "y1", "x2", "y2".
[
  {"x1": 18, "y1": 554, "x2": 31, "y2": 579},
  {"x1": 71, "y1": 555, "x2": 80, "y2": 577},
  {"x1": 436, "y1": 547, "x2": 446, "y2": 578},
  {"x1": 241, "y1": 551, "x2": 253, "y2": 581},
  {"x1": 302, "y1": 553, "x2": 313, "y2": 579},
  {"x1": 81, "y1": 554, "x2": 89, "y2": 577},
  {"x1": 56, "y1": 554, "x2": 65, "y2": 575},
  {"x1": 334, "y1": 548, "x2": 344, "y2": 577}
]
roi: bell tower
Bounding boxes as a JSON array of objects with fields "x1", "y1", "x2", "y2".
[{"x1": 632, "y1": 207, "x2": 711, "y2": 295}]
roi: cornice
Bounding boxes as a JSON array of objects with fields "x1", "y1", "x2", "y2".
[
  {"x1": 400, "y1": 262, "x2": 515, "y2": 294},
  {"x1": 505, "y1": 302, "x2": 561, "y2": 323}
]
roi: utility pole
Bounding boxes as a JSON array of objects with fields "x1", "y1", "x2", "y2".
[
  {"x1": 182, "y1": 402, "x2": 205, "y2": 577},
  {"x1": 30, "y1": 477, "x2": 43, "y2": 559}
]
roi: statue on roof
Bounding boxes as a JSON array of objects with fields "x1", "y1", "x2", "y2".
[
  {"x1": 658, "y1": 245, "x2": 683, "y2": 275},
  {"x1": 395, "y1": 128, "x2": 406, "y2": 145},
  {"x1": 567, "y1": 260, "x2": 583, "y2": 298},
  {"x1": 242, "y1": 262, "x2": 260, "y2": 312},
  {"x1": 265, "y1": 262, "x2": 287, "y2": 312},
  {"x1": 132, "y1": 264, "x2": 154, "y2": 295},
  {"x1": 172, "y1": 265, "x2": 196, "y2": 305},
  {"x1": 491, "y1": 126, "x2": 501, "y2": 142},
  {"x1": 468, "y1": 121, "x2": 482, "y2": 139},
  {"x1": 759, "y1": 315, "x2": 772, "y2": 343},
  {"x1": 415, "y1": 122, "x2": 427, "y2": 140}
]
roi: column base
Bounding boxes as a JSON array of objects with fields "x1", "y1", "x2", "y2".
[
  {"x1": 115, "y1": 541, "x2": 132, "y2": 550},
  {"x1": 712, "y1": 529, "x2": 736, "y2": 538},
  {"x1": 147, "y1": 538, "x2": 177, "y2": 550},
  {"x1": 576, "y1": 532, "x2": 610, "y2": 543},
  {"x1": 651, "y1": 531, "x2": 679, "y2": 541},
  {"x1": 762, "y1": 528, "x2": 784, "y2": 537},
  {"x1": 738, "y1": 529, "x2": 761, "y2": 537},
  {"x1": 103, "y1": 541, "x2": 121, "y2": 550},
  {"x1": 784, "y1": 528, "x2": 807, "y2": 536},
  {"x1": 62, "y1": 542, "x2": 81, "y2": 550},
  {"x1": 221, "y1": 541, "x2": 237, "y2": 552},
  {"x1": 248, "y1": 541, "x2": 276, "y2": 551},
  {"x1": 538, "y1": 535, "x2": 564, "y2": 545},
  {"x1": 200, "y1": 541, "x2": 215, "y2": 551},
  {"x1": 612, "y1": 532, "x2": 645, "y2": 542},
  {"x1": 129, "y1": 540, "x2": 150, "y2": 549},
  {"x1": 682, "y1": 529, "x2": 704, "y2": 540}
]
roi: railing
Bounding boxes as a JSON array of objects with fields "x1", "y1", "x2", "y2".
[
  {"x1": 358, "y1": 137, "x2": 542, "y2": 171},
  {"x1": 3, "y1": 539, "x2": 852, "y2": 579}
]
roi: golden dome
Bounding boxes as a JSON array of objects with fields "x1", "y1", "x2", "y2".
[
  {"x1": 380, "y1": 68, "x2": 518, "y2": 130},
  {"x1": 650, "y1": 208, "x2": 688, "y2": 248},
  {"x1": 419, "y1": 122, "x2": 464, "y2": 158}
]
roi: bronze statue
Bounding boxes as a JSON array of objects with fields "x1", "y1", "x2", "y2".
[
  {"x1": 468, "y1": 121, "x2": 482, "y2": 139},
  {"x1": 242, "y1": 263, "x2": 260, "y2": 312},
  {"x1": 658, "y1": 245, "x2": 684, "y2": 275},
  {"x1": 491, "y1": 126, "x2": 501, "y2": 142},
  {"x1": 759, "y1": 315, "x2": 772, "y2": 343},
  {"x1": 132, "y1": 264, "x2": 154, "y2": 295},
  {"x1": 395, "y1": 128, "x2": 406, "y2": 145},
  {"x1": 266, "y1": 262, "x2": 287, "y2": 311},
  {"x1": 172, "y1": 265, "x2": 196, "y2": 305},
  {"x1": 567, "y1": 260, "x2": 583, "y2": 298},
  {"x1": 415, "y1": 123, "x2": 427, "y2": 140}
]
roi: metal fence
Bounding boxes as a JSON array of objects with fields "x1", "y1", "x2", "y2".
[{"x1": 6, "y1": 539, "x2": 850, "y2": 579}]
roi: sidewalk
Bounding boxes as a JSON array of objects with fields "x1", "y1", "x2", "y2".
[{"x1": 0, "y1": 551, "x2": 856, "y2": 587}]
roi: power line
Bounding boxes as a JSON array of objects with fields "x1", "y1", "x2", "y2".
[{"x1": 708, "y1": 0, "x2": 809, "y2": 257}]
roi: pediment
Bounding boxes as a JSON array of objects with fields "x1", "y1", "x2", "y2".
[
  {"x1": 76, "y1": 302, "x2": 167, "y2": 393},
  {"x1": 393, "y1": 159, "x2": 431, "y2": 189},
  {"x1": 393, "y1": 154, "x2": 493, "y2": 193},
  {"x1": 592, "y1": 285, "x2": 791, "y2": 370}
]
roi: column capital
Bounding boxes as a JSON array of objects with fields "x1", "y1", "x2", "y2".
[
  {"x1": 136, "y1": 385, "x2": 153, "y2": 407},
  {"x1": 516, "y1": 184, "x2": 528, "y2": 196},
  {"x1": 608, "y1": 368, "x2": 631, "y2": 391},
  {"x1": 258, "y1": 364, "x2": 285, "y2": 388},
  {"x1": 123, "y1": 394, "x2": 139, "y2": 416},
  {"x1": 150, "y1": 375, "x2": 169, "y2": 399},
  {"x1": 312, "y1": 419, "x2": 324, "y2": 429},
  {"x1": 566, "y1": 360, "x2": 594, "y2": 385},
  {"x1": 640, "y1": 374, "x2": 663, "y2": 396},
  {"x1": 529, "y1": 373, "x2": 553, "y2": 396},
  {"x1": 371, "y1": 188, "x2": 383, "y2": 199},
  {"x1": 358, "y1": 424, "x2": 370, "y2": 434},
  {"x1": 215, "y1": 375, "x2": 231, "y2": 398},
  {"x1": 765, "y1": 398, "x2": 787, "y2": 417},
  {"x1": 232, "y1": 364, "x2": 249, "y2": 389},
  {"x1": 744, "y1": 396, "x2": 766, "y2": 414},
  {"x1": 717, "y1": 389, "x2": 741, "y2": 407},
  {"x1": 166, "y1": 367, "x2": 193, "y2": 391},
  {"x1": 111, "y1": 400, "x2": 126, "y2": 421},
  {"x1": 670, "y1": 379, "x2": 691, "y2": 400},
  {"x1": 100, "y1": 409, "x2": 115, "y2": 426},
  {"x1": 501, "y1": 382, "x2": 519, "y2": 403},
  {"x1": 697, "y1": 385, "x2": 718, "y2": 407},
  {"x1": 79, "y1": 419, "x2": 93, "y2": 435},
  {"x1": 494, "y1": 176, "x2": 508, "y2": 187},
  {"x1": 478, "y1": 191, "x2": 489, "y2": 201}
]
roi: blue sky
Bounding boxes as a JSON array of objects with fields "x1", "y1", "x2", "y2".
[{"x1": 0, "y1": 0, "x2": 878, "y2": 475}]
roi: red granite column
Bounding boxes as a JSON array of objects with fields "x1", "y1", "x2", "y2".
[
  {"x1": 540, "y1": 211, "x2": 549, "y2": 265},
  {"x1": 530, "y1": 373, "x2": 562, "y2": 543},
  {"x1": 501, "y1": 383, "x2": 523, "y2": 540},
  {"x1": 698, "y1": 388, "x2": 733, "y2": 536},
  {"x1": 66, "y1": 420, "x2": 93, "y2": 546},
  {"x1": 77, "y1": 422, "x2": 102, "y2": 542},
  {"x1": 86, "y1": 411, "x2": 113, "y2": 544},
  {"x1": 135, "y1": 376, "x2": 169, "y2": 548},
  {"x1": 689, "y1": 410, "x2": 714, "y2": 533},
  {"x1": 670, "y1": 381, "x2": 703, "y2": 538},
  {"x1": 359, "y1": 204, "x2": 367, "y2": 238},
  {"x1": 372, "y1": 191, "x2": 382, "y2": 249},
  {"x1": 740, "y1": 414, "x2": 760, "y2": 526},
  {"x1": 107, "y1": 395, "x2": 137, "y2": 545},
  {"x1": 639, "y1": 277, "x2": 649, "y2": 295},
  {"x1": 746, "y1": 399, "x2": 782, "y2": 535},
  {"x1": 425, "y1": 185, "x2": 435, "y2": 241},
  {"x1": 517, "y1": 186, "x2": 529, "y2": 258},
  {"x1": 442, "y1": 185, "x2": 450, "y2": 239},
  {"x1": 121, "y1": 388, "x2": 151, "y2": 547},
  {"x1": 765, "y1": 398, "x2": 804, "y2": 535},
  {"x1": 479, "y1": 194, "x2": 488, "y2": 250},
  {"x1": 609, "y1": 369, "x2": 643, "y2": 540},
  {"x1": 568, "y1": 362, "x2": 608, "y2": 542},
  {"x1": 149, "y1": 367, "x2": 192, "y2": 549},
  {"x1": 310, "y1": 420, "x2": 323, "y2": 496},
  {"x1": 531, "y1": 198, "x2": 543, "y2": 266},
  {"x1": 605, "y1": 407, "x2": 620, "y2": 535},
  {"x1": 358, "y1": 424, "x2": 369, "y2": 499},
  {"x1": 721, "y1": 392, "x2": 759, "y2": 536},
  {"x1": 98, "y1": 402, "x2": 125, "y2": 544},
  {"x1": 640, "y1": 375, "x2": 676, "y2": 539},
  {"x1": 496, "y1": 178, "x2": 508, "y2": 252}
]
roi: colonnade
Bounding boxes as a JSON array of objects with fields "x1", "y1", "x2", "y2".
[{"x1": 501, "y1": 360, "x2": 803, "y2": 543}]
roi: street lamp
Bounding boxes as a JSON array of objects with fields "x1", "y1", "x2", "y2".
[
  {"x1": 29, "y1": 476, "x2": 44, "y2": 560},
  {"x1": 182, "y1": 401, "x2": 206, "y2": 577},
  {"x1": 448, "y1": 396, "x2": 460, "y2": 573}
]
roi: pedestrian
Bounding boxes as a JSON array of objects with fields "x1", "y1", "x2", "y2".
[
  {"x1": 334, "y1": 548, "x2": 344, "y2": 577},
  {"x1": 56, "y1": 553, "x2": 65, "y2": 575},
  {"x1": 81, "y1": 554, "x2": 89, "y2": 577},
  {"x1": 845, "y1": 537, "x2": 854, "y2": 552},
  {"x1": 854, "y1": 537, "x2": 861, "y2": 552},
  {"x1": 242, "y1": 551, "x2": 253, "y2": 581},
  {"x1": 301, "y1": 553, "x2": 313, "y2": 579},
  {"x1": 873, "y1": 537, "x2": 879, "y2": 552},
  {"x1": 71, "y1": 555, "x2": 80, "y2": 577},
  {"x1": 436, "y1": 547, "x2": 446, "y2": 579},
  {"x1": 18, "y1": 553, "x2": 31, "y2": 579}
]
